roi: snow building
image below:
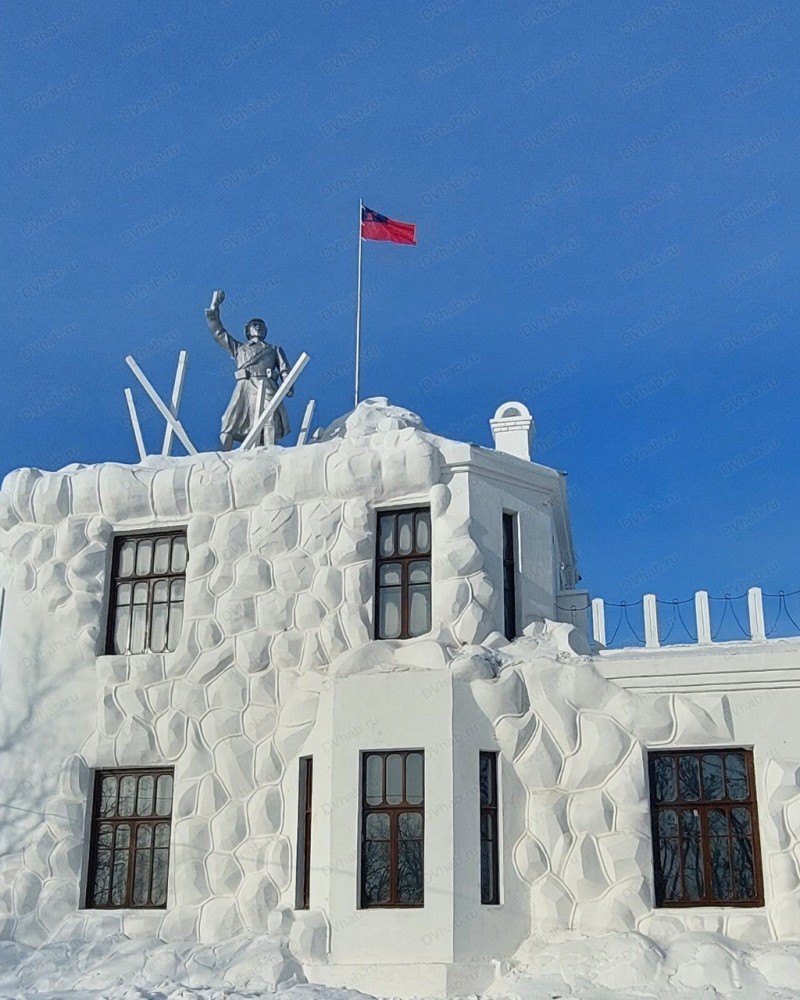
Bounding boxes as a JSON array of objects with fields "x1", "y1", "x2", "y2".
[{"x1": 0, "y1": 396, "x2": 799, "y2": 999}]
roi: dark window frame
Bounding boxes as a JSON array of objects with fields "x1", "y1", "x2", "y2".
[
  {"x1": 105, "y1": 529, "x2": 187, "y2": 655},
  {"x1": 502, "y1": 512, "x2": 518, "y2": 640},
  {"x1": 374, "y1": 507, "x2": 432, "y2": 640},
  {"x1": 648, "y1": 748, "x2": 764, "y2": 908},
  {"x1": 86, "y1": 767, "x2": 174, "y2": 910},
  {"x1": 479, "y1": 751, "x2": 500, "y2": 904},
  {"x1": 360, "y1": 749, "x2": 425, "y2": 909},
  {"x1": 296, "y1": 756, "x2": 313, "y2": 909}
]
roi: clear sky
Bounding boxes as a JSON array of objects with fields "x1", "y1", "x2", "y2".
[{"x1": 3, "y1": 1, "x2": 798, "y2": 636}]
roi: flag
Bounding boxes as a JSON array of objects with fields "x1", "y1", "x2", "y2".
[{"x1": 361, "y1": 205, "x2": 416, "y2": 245}]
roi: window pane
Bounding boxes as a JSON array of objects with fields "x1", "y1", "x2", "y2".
[
  {"x1": 152, "y1": 848, "x2": 169, "y2": 905},
  {"x1": 170, "y1": 578, "x2": 185, "y2": 602},
  {"x1": 701, "y1": 754, "x2": 725, "y2": 800},
  {"x1": 116, "y1": 582, "x2": 132, "y2": 606},
  {"x1": 167, "y1": 604, "x2": 183, "y2": 651},
  {"x1": 379, "y1": 563, "x2": 402, "y2": 587},
  {"x1": 658, "y1": 810, "x2": 681, "y2": 902},
  {"x1": 378, "y1": 588, "x2": 402, "y2": 639},
  {"x1": 118, "y1": 777, "x2": 136, "y2": 817},
  {"x1": 150, "y1": 603, "x2": 168, "y2": 654},
  {"x1": 732, "y1": 823, "x2": 756, "y2": 899},
  {"x1": 480, "y1": 754, "x2": 495, "y2": 806},
  {"x1": 378, "y1": 515, "x2": 395, "y2": 558},
  {"x1": 731, "y1": 806, "x2": 751, "y2": 836},
  {"x1": 397, "y1": 513, "x2": 414, "y2": 555},
  {"x1": 503, "y1": 514, "x2": 515, "y2": 562},
  {"x1": 481, "y1": 839, "x2": 497, "y2": 904},
  {"x1": 97, "y1": 823, "x2": 114, "y2": 849},
  {"x1": 130, "y1": 605, "x2": 147, "y2": 655},
  {"x1": 678, "y1": 756, "x2": 701, "y2": 801},
  {"x1": 152, "y1": 579, "x2": 169, "y2": 603},
  {"x1": 653, "y1": 756, "x2": 677, "y2": 803},
  {"x1": 398, "y1": 812, "x2": 423, "y2": 838},
  {"x1": 408, "y1": 586, "x2": 431, "y2": 637},
  {"x1": 386, "y1": 754, "x2": 403, "y2": 805},
  {"x1": 155, "y1": 776, "x2": 173, "y2": 817},
  {"x1": 111, "y1": 846, "x2": 130, "y2": 906},
  {"x1": 365, "y1": 812, "x2": 390, "y2": 839},
  {"x1": 100, "y1": 777, "x2": 118, "y2": 817},
  {"x1": 92, "y1": 850, "x2": 112, "y2": 906},
  {"x1": 154, "y1": 822, "x2": 171, "y2": 848},
  {"x1": 680, "y1": 809, "x2": 704, "y2": 900},
  {"x1": 137, "y1": 775, "x2": 155, "y2": 816},
  {"x1": 153, "y1": 537, "x2": 171, "y2": 575},
  {"x1": 725, "y1": 753, "x2": 749, "y2": 800},
  {"x1": 409, "y1": 560, "x2": 431, "y2": 584},
  {"x1": 132, "y1": 581, "x2": 149, "y2": 605},
  {"x1": 171, "y1": 536, "x2": 187, "y2": 574},
  {"x1": 132, "y1": 847, "x2": 152, "y2": 906},
  {"x1": 363, "y1": 841, "x2": 391, "y2": 904},
  {"x1": 397, "y1": 838, "x2": 423, "y2": 904},
  {"x1": 113, "y1": 605, "x2": 130, "y2": 655},
  {"x1": 118, "y1": 540, "x2": 136, "y2": 577},
  {"x1": 415, "y1": 511, "x2": 431, "y2": 553},
  {"x1": 136, "y1": 539, "x2": 153, "y2": 576},
  {"x1": 406, "y1": 753, "x2": 424, "y2": 805},
  {"x1": 365, "y1": 755, "x2": 383, "y2": 806},
  {"x1": 708, "y1": 808, "x2": 733, "y2": 900}
]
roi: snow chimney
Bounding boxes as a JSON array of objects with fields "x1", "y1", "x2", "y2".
[{"x1": 490, "y1": 401, "x2": 535, "y2": 461}]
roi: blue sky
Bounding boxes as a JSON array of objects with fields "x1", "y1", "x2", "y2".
[{"x1": 3, "y1": 0, "x2": 798, "y2": 633}]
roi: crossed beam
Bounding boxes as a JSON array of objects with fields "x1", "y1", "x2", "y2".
[{"x1": 123, "y1": 350, "x2": 313, "y2": 458}]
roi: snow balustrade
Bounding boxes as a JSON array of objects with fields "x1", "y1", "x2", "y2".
[{"x1": 556, "y1": 586, "x2": 800, "y2": 650}]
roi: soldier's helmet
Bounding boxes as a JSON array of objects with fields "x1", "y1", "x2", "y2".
[{"x1": 245, "y1": 318, "x2": 267, "y2": 341}]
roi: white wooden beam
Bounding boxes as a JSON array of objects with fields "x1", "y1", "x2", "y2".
[
  {"x1": 240, "y1": 352, "x2": 311, "y2": 451},
  {"x1": 161, "y1": 350, "x2": 189, "y2": 456},
  {"x1": 125, "y1": 355, "x2": 198, "y2": 456},
  {"x1": 124, "y1": 387, "x2": 147, "y2": 462},
  {"x1": 297, "y1": 399, "x2": 316, "y2": 445},
  {"x1": 748, "y1": 587, "x2": 766, "y2": 641},
  {"x1": 591, "y1": 597, "x2": 606, "y2": 647}
]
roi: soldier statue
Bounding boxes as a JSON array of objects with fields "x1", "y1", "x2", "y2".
[{"x1": 205, "y1": 289, "x2": 293, "y2": 450}]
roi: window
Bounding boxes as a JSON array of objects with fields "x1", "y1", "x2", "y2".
[
  {"x1": 296, "y1": 757, "x2": 313, "y2": 909},
  {"x1": 375, "y1": 508, "x2": 431, "y2": 639},
  {"x1": 107, "y1": 532, "x2": 187, "y2": 654},
  {"x1": 87, "y1": 768, "x2": 174, "y2": 909},
  {"x1": 360, "y1": 751, "x2": 424, "y2": 907},
  {"x1": 479, "y1": 751, "x2": 500, "y2": 904},
  {"x1": 649, "y1": 749, "x2": 763, "y2": 907},
  {"x1": 502, "y1": 513, "x2": 517, "y2": 639}
]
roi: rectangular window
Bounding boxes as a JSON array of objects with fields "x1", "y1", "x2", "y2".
[
  {"x1": 649, "y1": 748, "x2": 763, "y2": 907},
  {"x1": 375, "y1": 508, "x2": 431, "y2": 639},
  {"x1": 502, "y1": 513, "x2": 517, "y2": 640},
  {"x1": 87, "y1": 768, "x2": 174, "y2": 909},
  {"x1": 107, "y1": 531, "x2": 187, "y2": 654},
  {"x1": 479, "y1": 751, "x2": 500, "y2": 904},
  {"x1": 296, "y1": 756, "x2": 313, "y2": 909},
  {"x1": 360, "y1": 750, "x2": 424, "y2": 907}
]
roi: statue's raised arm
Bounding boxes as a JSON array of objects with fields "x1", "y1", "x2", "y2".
[{"x1": 206, "y1": 289, "x2": 240, "y2": 357}]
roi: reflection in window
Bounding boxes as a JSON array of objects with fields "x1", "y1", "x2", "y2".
[
  {"x1": 649, "y1": 749, "x2": 762, "y2": 907},
  {"x1": 375, "y1": 509, "x2": 431, "y2": 639},
  {"x1": 108, "y1": 532, "x2": 187, "y2": 654},
  {"x1": 88, "y1": 768, "x2": 174, "y2": 909},
  {"x1": 361, "y1": 751, "x2": 424, "y2": 907}
]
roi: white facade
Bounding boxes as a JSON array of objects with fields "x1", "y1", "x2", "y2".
[{"x1": 0, "y1": 397, "x2": 799, "y2": 998}]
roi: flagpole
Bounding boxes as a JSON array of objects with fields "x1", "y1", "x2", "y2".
[{"x1": 354, "y1": 197, "x2": 363, "y2": 409}]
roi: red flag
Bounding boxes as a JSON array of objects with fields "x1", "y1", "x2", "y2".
[{"x1": 361, "y1": 205, "x2": 416, "y2": 245}]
